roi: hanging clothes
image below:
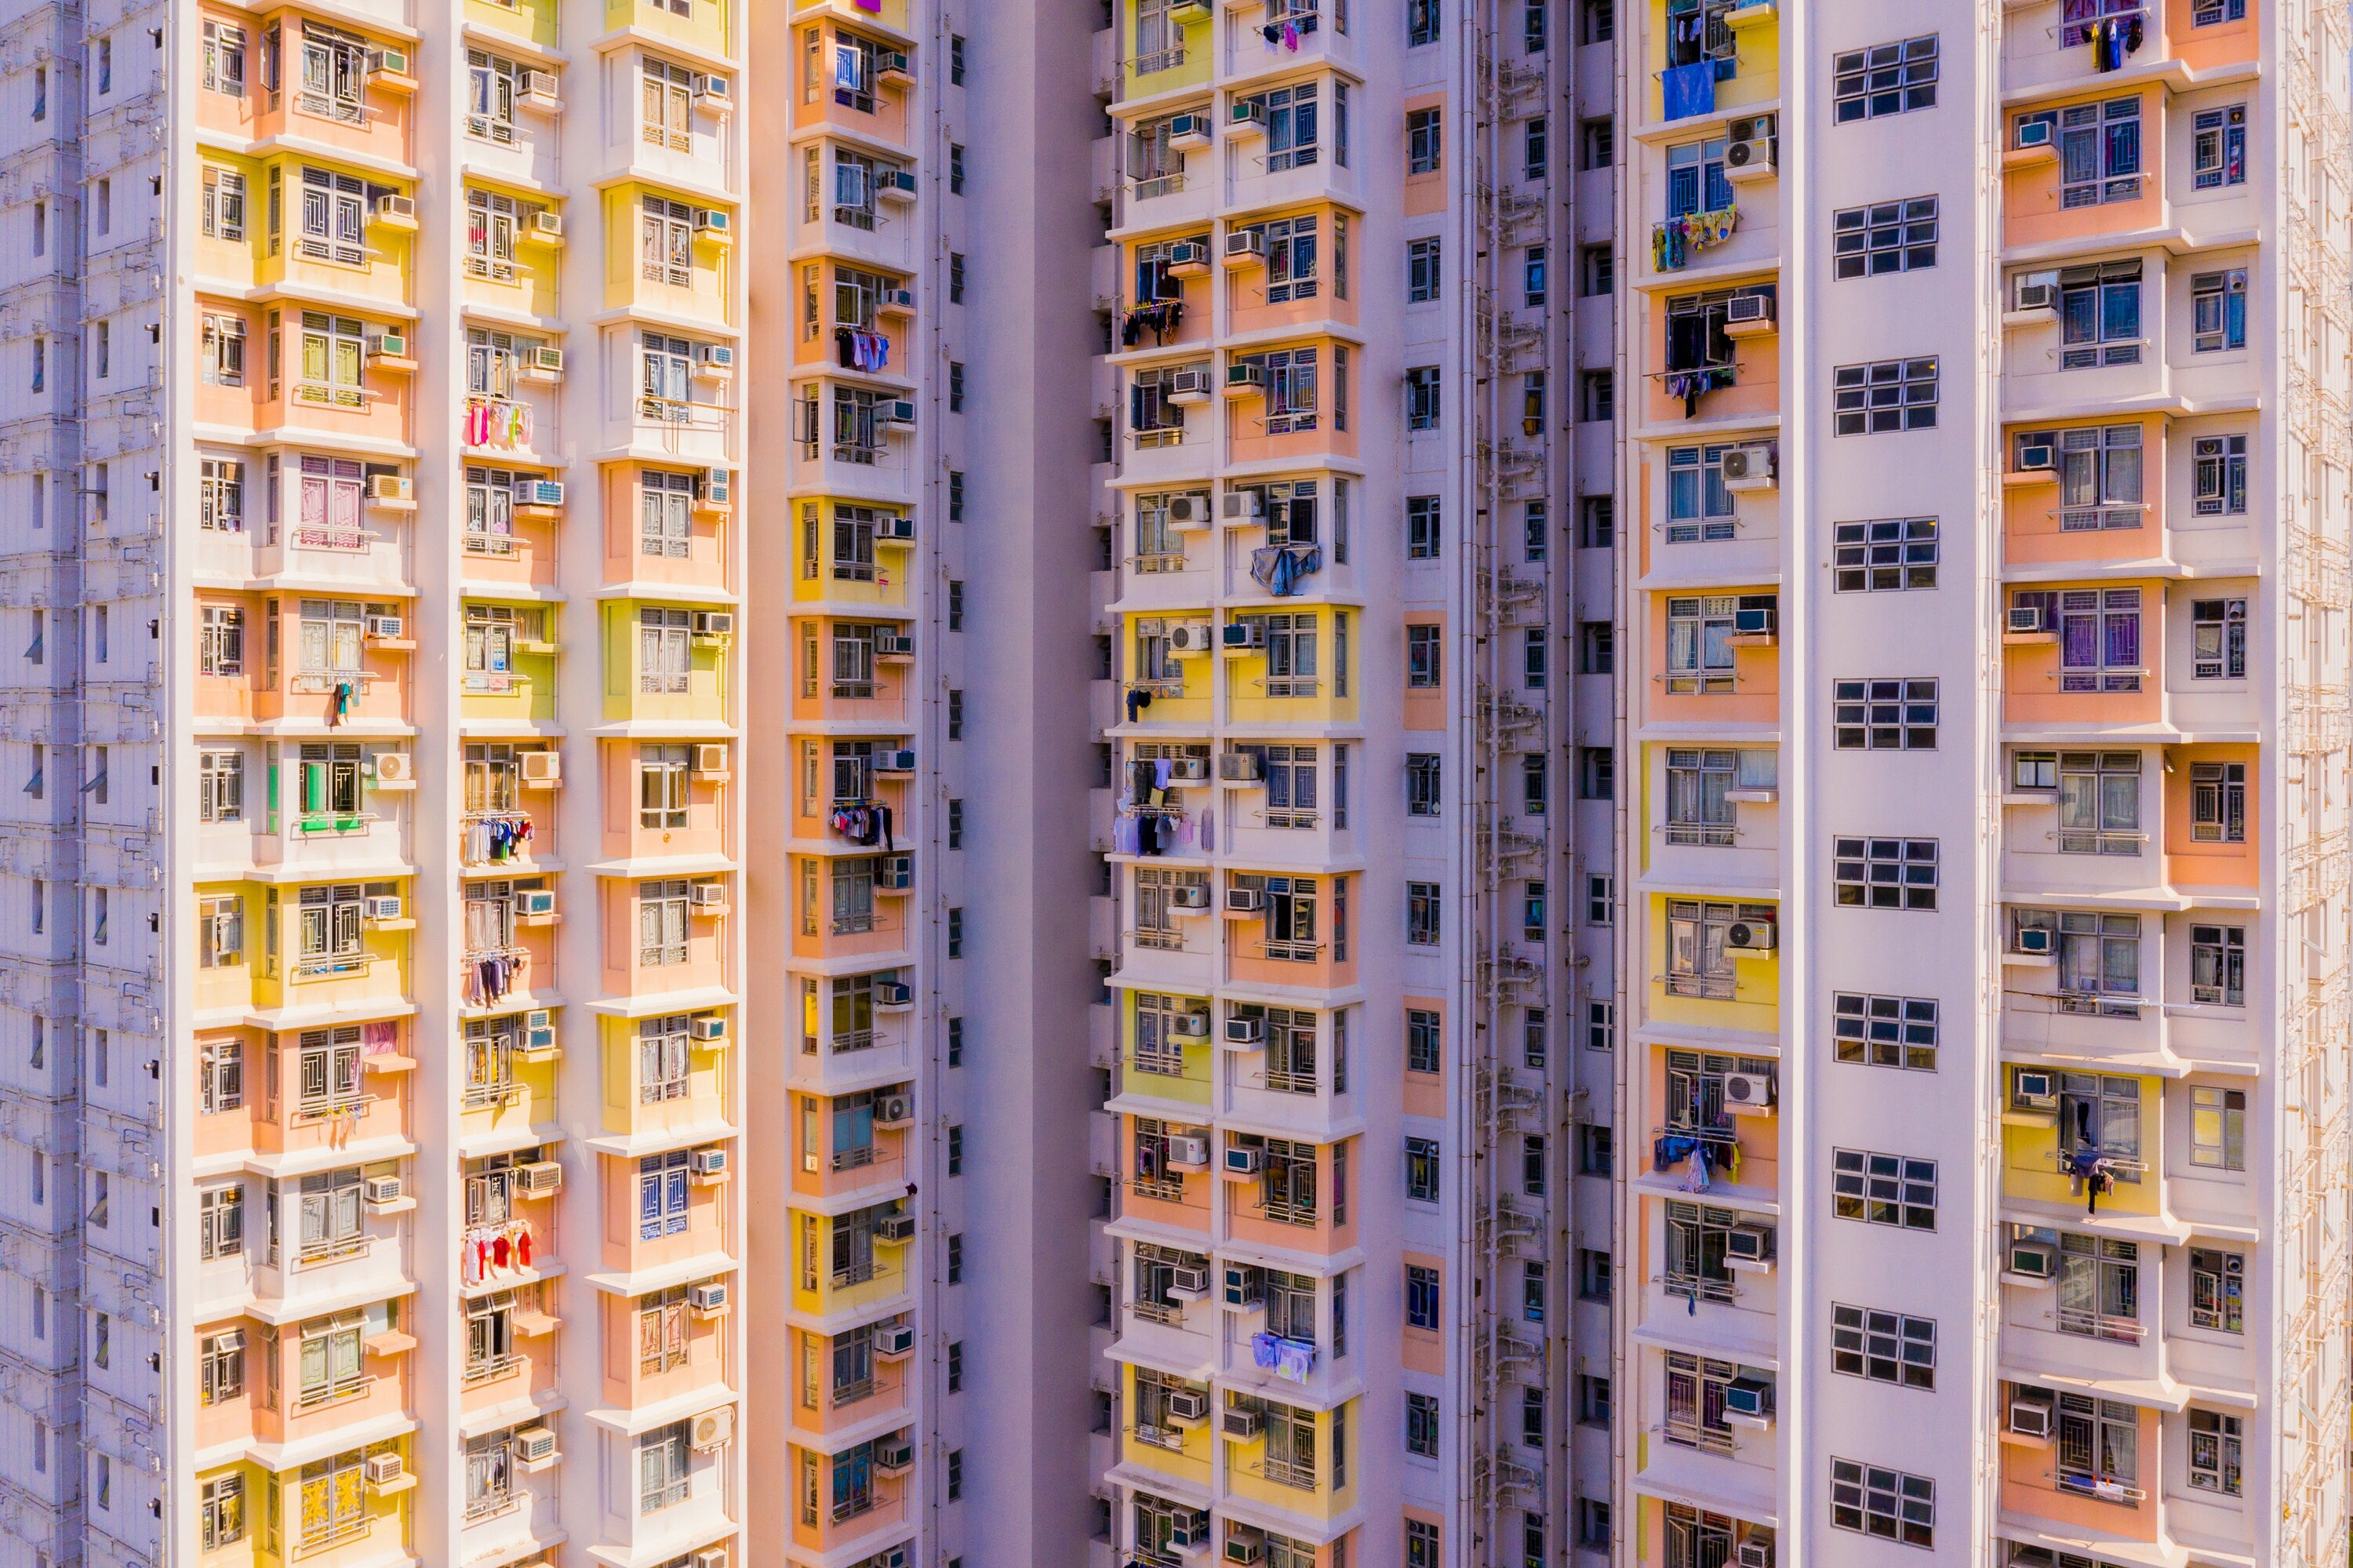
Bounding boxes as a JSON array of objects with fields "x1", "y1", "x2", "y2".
[
  {"x1": 1125, "y1": 686, "x2": 1154, "y2": 723},
  {"x1": 1121, "y1": 300, "x2": 1184, "y2": 347},
  {"x1": 1661, "y1": 60, "x2": 1716, "y2": 122}
]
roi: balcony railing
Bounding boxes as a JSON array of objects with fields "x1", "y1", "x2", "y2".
[
  {"x1": 296, "y1": 1233, "x2": 374, "y2": 1269},
  {"x1": 300, "y1": 1513, "x2": 373, "y2": 1553},
  {"x1": 1131, "y1": 1175, "x2": 1185, "y2": 1202},
  {"x1": 832, "y1": 1144, "x2": 880, "y2": 1173},
  {"x1": 291, "y1": 1092, "x2": 376, "y2": 1126},
  {"x1": 293, "y1": 1372, "x2": 376, "y2": 1410},
  {"x1": 1664, "y1": 1413, "x2": 1736, "y2": 1455},
  {"x1": 2054, "y1": 1305, "x2": 2147, "y2": 1343},
  {"x1": 462, "y1": 1352, "x2": 525, "y2": 1386},
  {"x1": 1260, "y1": 1456, "x2": 1317, "y2": 1490},
  {"x1": 1662, "y1": 1268, "x2": 1736, "y2": 1306},
  {"x1": 831, "y1": 1258, "x2": 878, "y2": 1287}
]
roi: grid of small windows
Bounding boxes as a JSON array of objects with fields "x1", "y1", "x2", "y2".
[
  {"x1": 1833, "y1": 357, "x2": 1939, "y2": 435},
  {"x1": 1832, "y1": 678, "x2": 1937, "y2": 750},
  {"x1": 1831, "y1": 1304, "x2": 1936, "y2": 1388},
  {"x1": 1831, "y1": 992, "x2": 1938, "y2": 1070},
  {"x1": 1832, "y1": 517, "x2": 1938, "y2": 591},
  {"x1": 1831, "y1": 36, "x2": 1939, "y2": 122},
  {"x1": 1832, "y1": 836, "x2": 1938, "y2": 909},
  {"x1": 1831, "y1": 1149, "x2": 1937, "y2": 1230},
  {"x1": 1831, "y1": 197, "x2": 1938, "y2": 278},
  {"x1": 1830, "y1": 1457, "x2": 1934, "y2": 1548}
]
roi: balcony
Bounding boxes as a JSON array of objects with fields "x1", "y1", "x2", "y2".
[
  {"x1": 605, "y1": 181, "x2": 734, "y2": 326},
  {"x1": 1642, "y1": 0, "x2": 1777, "y2": 129},
  {"x1": 1221, "y1": 0, "x2": 1362, "y2": 83},
  {"x1": 250, "y1": 160, "x2": 417, "y2": 311}
]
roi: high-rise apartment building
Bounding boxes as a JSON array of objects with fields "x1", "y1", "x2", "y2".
[
  {"x1": 1612, "y1": 2, "x2": 2353, "y2": 1567},
  {"x1": 4, "y1": 0, "x2": 753, "y2": 1565}
]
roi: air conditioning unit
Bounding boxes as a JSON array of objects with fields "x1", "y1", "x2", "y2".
[
  {"x1": 516, "y1": 1160, "x2": 562, "y2": 1196},
  {"x1": 368, "y1": 332, "x2": 409, "y2": 359},
  {"x1": 689, "y1": 1146, "x2": 729, "y2": 1177},
  {"x1": 362, "y1": 1452, "x2": 406, "y2": 1486},
  {"x1": 878, "y1": 1211, "x2": 917, "y2": 1243},
  {"x1": 693, "y1": 610, "x2": 736, "y2": 638},
  {"x1": 2016, "y1": 442, "x2": 2057, "y2": 472},
  {"x1": 512, "y1": 478, "x2": 564, "y2": 508},
  {"x1": 1168, "y1": 494, "x2": 1213, "y2": 529},
  {"x1": 1221, "y1": 620, "x2": 1264, "y2": 651},
  {"x1": 1168, "y1": 1264, "x2": 1212, "y2": 1301},
  {"x1": 1224, "y1": 227, "x2": 1266, "y2": 264},
  {"x1": 2008, "y1": 605, "x2": 2049, "y2": 634},
  {"x1": 874, "y1": 748, "x2": 917, "y2": 773},
  {"x1": 526, "y1": 345, "x2": 565, "y2": 377},
  {"x1": 2015, "y1": 926, "x2": 2055, "y2": 955},
  {"x1": 1219, "y1": 751, "x2": 1263, "y2": 783},
  {"x1": 879, "y1": 287, "x2": 916, "y2": 311},
  {"x1": 520, "y1": 750, "x2": 561, "y2": 784},
  {"x1": 1224, "y1": 889, "x2": 1264, "y2": 916},
  {"x1": 693, "y1": 1551, "x2": 732, "y2": 1568},
  {"x1": 1224, "y1": 360, "x2": 1264, "y2": 392},
  {"x1": 1172, "y1": 1013, "x2": 1210, "y2": 1040},
  {"x1": 2013, "y1": 1069, "x2": 2058, "y2": 1107},
  {"x1": 1169, "y1": 1517, "x2": 1212, "y2": 1551},
  {"x1": 689, "y1": 1406, "x2": 735, "y2": 1450},
  {"x1": 2007, "y1": 1239, "x2": 2058, "y2": 1281},
  {"x1": 875, "y1": 511, "x2": 915, "y2": 541},
  {"x1": 1725, "y1": 134, "x2": 1777, "y2": 173},
  {"x1": 1722, "y1": 1376, "x2": 1774, "y2": 1424},
  {"x1": 695, "y1": 72, "x2": 732, "y2": 104},
  {"x1": 1733, "y1": 605, "x2": 1777, "y2": 639},
  {"x1": 1229, "y1": 99, "x2": 1267, "y2": 135},
  {"x1": 1736, "y1": 1540, "x2": 1774, "y2": 1568},
  {"x1": 1726, "y1": 919, "x2": 1776, "y2": 952},
  {"x1": 878, "y1": 168, "x2": 918, "y2": 201},
  {"x1": 370, "y1": 474, "x2": 413, "y2": 503},
  {"x1": 363, "y1": 1174, "x2": 404, "y2": 1206},
  {"x1": 876, "y1": 1093, "x2": 915, "y2": 1126},
  {"x1": 375, "y1": 192, "x2": 416, "y2": 223},
  {"x1": 1224, "y1": 1264, "x2": 1264, "y2": 1309},
  {"x1": 1720, "y1": 442, "x2": 1776, "y2": 491},
  {"x1": 1220, "y1": 1406, "x2": 1265, "y2": 1441},
  {"x1": 1224, "y1": 1015, "x2": 1265, "y2": 1047},
  {"x1": 700, "y1": 467, "x2": 733, "y2": 508},
  {"x1": 693, "y1": 743, "x2": 729, "y2": 775},
  {"x1": 1222, "y1": 1145, "x2": 1262, "y2": 1177},
  {"x1": 363, "y1": 894, "x2": 403, "y2": 921},
  {"x1": 875, "y1": 1434, "x2": 915, "y2": 1472},
  {"x1": 696, "y1": 343, "x2": 735, "y2": 373},
  {"x1": 1723, "y1": 1069, "x2": 1776, "y2": 1112},
  {"x1": 689, "y1": 1015, "x2": 726, "y2": 1043},
  {"x1": 1168, "y1": 757, "x2": 1210, "y2": 783},
  {"x1": 1165, "y1": 1388, "x2": 1209, "y2": 1424},
  {"x1": 1171, "y1": 883, "x2": 1211, "y2": 911},
  {"x1": 512, "y1": 1428, "x2": 558, "y2": 1464},
  {"x1": 515, "y1": 889, "x2": 555, "y2": 917},
  {"x1": 1169, "y1": 623, "x2": 1218, "y2": 654},
  {"x1": 2009, "y1": 1398, "x2": 2055, "y2": 1439},
  {"x1": 368, "y1": 47, "x2": 410, "y2": 76},
  {"x1": 689, "y1": 881, "x2": 728, "y2": 908},
  {"x1": 877, "y1": 398, "x2": 917, "y2": 428},
  {"x1": 520, "y1": 68, "x2": 559, "y2": 104},
  {"x1": 371, "y1": 751, "x2": 412, "y2": 784},
  {"x1": 528, "y1": 209, "x2": 564, "y2": 241},
  {"x1": 1168, "y1": 240, "x2": 1211, "y2": 274},
  {"x1": 1726, "y1": 293, "x2": 1776, "y2": 330},
  {"x1": 876, "y1": 630, "x2": 915, "y2": 657},
  {"x1": 1225, "y1": 1532, "x2": 1266, "y2": 1565},
  {"x1": 365, "y1": 615, "x2": 405, "y2": 639},
  {"x1": 689, "y1": 1279, "x2": 729, "y2": 1314},
  {"x1": 875, "y1": 979, "x2": 914, "y2": 1007},
  {"x1": 525, "y1": 1009, "x2": 558, "y2": 1052},
  {"x1": 693, "y1": 208, "x2": 732, "y2": 236},
  {"x1": 2013, "y1": 271, "x2": 2060, "y2": 312},
  {"x1": 878, "y1": 855, "x2": 914, "y2": 890},
  {"x1": 1725, "y1": 1222, "x2": 1775, "y2": 1266},
  {"x1": 1169, "y1": 367, "x2": 1214, "y2": 403},
  {"x1": 874, "y1": 1322, "x2": 917, "y2": 1356},
  {"x1": 2015, "y1": 117, "x2": 2053, "y2": 150},
  {"x1": 1223, "y1": 489, "x2": 1264, "y2": 522},
  {"x1": 1169, "y1": 112, "x2": 1213, "y2": 149},
  {"x1": 1166, "y1": 1136, "x2": 1210, "y2": 1170}
]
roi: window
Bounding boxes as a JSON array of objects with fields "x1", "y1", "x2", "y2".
[
  {"x1": 1405, "y1": 1012, "x2": 1442, "y2": 1082},
  {"x1": 2192, "y1": 437, "x2": 2247, "y2": 518},
  {"x1": 638, "y1": 879, "x2": 689, "y2": 966},
  {"x1": 1831, "y1": 991, "x2": 1939, "y2": 1071},
  {"x1": 296, "y1": 166, "x2": 368, "y2": 266},
  {"x1": 2193, "y1": 104, "x2": 2246, "y2": 188},
  {"x1": 2191, "y1": 924, "x2": 2245, "y2": 1006},
  {"x1": 1406, "y1": 1392, "x2": 1440, "y2": 1456},
  {"x1": 198, "y1": 1184, "x2": 245, "y2": 1261},
  {"x1": 1834, "y1": 35, "x2": 1938, "y2": 120},
  {"x1": 1522, "y1": 627, "x2": 1547, "y2": 688},
  {"x1": 1522, "y1": 754, "x2": 1548, "y2": 815},
  {"x1": 1832, "y1": 356, "x2": 1938, "y2": 434},
  {"x1": 1260, "y1": 82, "x2": 1321, "y2": 172},
  {"x1": 1664, "y1": 444, "x2": 1736, "y2": 542},
  {"x1": 639, "y1": 195, "x2": 694, "y2": 286},
  {"x1": 2194, "y1": 0, "x2": 2246, "y2": 19},
  {"x1": 1660, "y1": 1202, "x2": 1736, "y2": 1304},
  {"x1": 1832, "y1": 196, "x2": 1937, "y2": 277},
  {"x1": 638, "y1": 1422, "x2": 690, "y2": 1513},
  {"x1": 200, "y1": 1474, "x2": 245, "y2": 1549},
  {"x1": 1524, "y1": 117, "x2": 1547, "y2": 179},
  {"x1": 295, "y1": 1168, "x2": 363, "y2": 1260},
  {"x1": 1524, "y1": 246, "x2": 1547, "y2": 306},
  {"x1": 1524, "y1": 0, "x2": 1547, "y2": 48},
  {"x1": 1406, "y1": 108, "x2": 1442, "y2": 173},
  {"x1": 2191, "y1": 269, "x2": 2248, "y2": 352},
  {"x1": 199, "y1": 606, "x2": 245, "y2": 677},
  {"x1": 1831, "y1": 1304, "x2": 1935, "y2": 1388},
  {"x1": 2027, "y1": 96, "x2": 2140, "y2": 209},
  {"x1": 1832, "y1": 516, "x2": 1937, "y2": 591},
  {"x1": 638, "y1": 606, "x2": 693, "y2": 694},
  {"x1": 1406, "y1": 1521, "x2": 1441, "y2": 1567},
  {"x1": 2013, "y1": 909, "x2": 2141, "y2": 1013},
  {"x1": 951, "y1": 33, "x2": 966, "y2": 81},
  {"x1": 637, "y1": 1151, "x2": 690, "y2": 1242},
  {"x1": 642, "y1": 56, "x2": 693, "y2": 149},
  {"x1": 1663, "y1": 1352, "x2": 1737, "y2": 1453},
  {"x1": 1406, "y1": 624, "x2": 1442, "y2": 688},
  {"x1": 2189, "y1": 1085, "x2": 2246, "y2": 1170},
  {"x1": 1405, "y1": 366, "x2": 1440, "y2": 430},
  {"x1": 1407, "y1": 238, "x2": 1441, "y2": 303},
  {"x1": 1580, "y1": 116, "x2": 1613, "y2": 169},
  {"x1": 1406, "y1": 495, "x2": 1441, "y2": 558},
  {"x1": 467, "y1": 50, "x2": 518, "y2": 143},
  {"x1": 1405, "y1": 1137, "x2": 1441, "y2": 1202},
  {"x1": 2186, "y1": 1408, "x2": 2242, "y2": 1496},
  {"x1": 1664, "y1": 594, "x2": 1769, "y2": 693},
  {"x1": 1404, "y1": 882, "x2": 1442, "y2": 947},
  {"x1": 1261, "y1": 345, "x2": 1320, "y2": 429},
  {"x1": 202, "y1": 166, "x2": 247, "y2": 241},
  {"x1": 1578, "y1": 370, "x2": 1613, "y2": 421},
  {"x1": 1832, "y1": 678, "x2": 1938, "y2": 750},
  {"x1": 1832, "y1": 1148, "x2": 1937, "y2": 1229},
  {"x1": 1408, "y1": 0, "x2": 1440, "y2": 44},
  {"x1": 296, "y1": 312, "x2": 365, "y2": 407},
  {"x1": 1663, "y1": 749, "x2": 1739, "y2": 846},
  {"x1": 1406, "y1": 753, "x2": 1441, "y2": 817},
  {"x1": 204, "y1": 20, "x2": 247, "y2": 92},
  {"x1": 1830, "y1": 1457, "x2": 1934, "y2": 1548},
  {"x1": 2190, "y1": 1247, "x2": 2244, "y2": 1332},
  {"x1": 1579, "y1": 748, "x2": 1613, "y2": 800},
  {"x1": 1586, "y1": 1000, "x2": 1614, "y2": 1051},
  {"x1": 198, "y1": 751, "x2": 245, "y2": 826},
  {"x1": 1580, "y1": 246, "x2": 1614, "y2": 301},
  {"x1": 2057, "y1": 260, "x2": 2141, "y2": 368},
  {"x1": 1831, "y1": 836, "x2": 1939, "y2": 910},
  {"x1": 201, "y1": 1041, "x2": 244, "y2": 1112},
  {"x1": 1586, "y1": 875, "x2": 1613, "y2": 926},
  {"x1": 949, "y1": 142, "x2": 966, "y2": 192}
]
